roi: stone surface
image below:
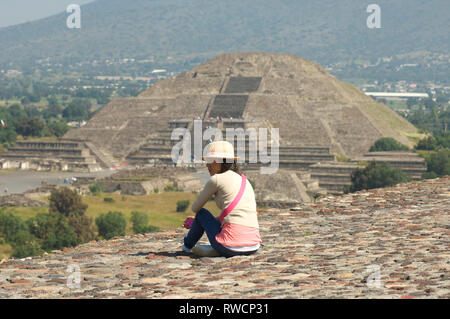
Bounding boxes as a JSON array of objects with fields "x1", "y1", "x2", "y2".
[{"x1": 0, "y1": 176, "x2": 448, "y2": 298}]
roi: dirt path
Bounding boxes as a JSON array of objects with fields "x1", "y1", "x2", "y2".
[{"x1": 0, "y1": 169, "x2": 116, "y2": 194}]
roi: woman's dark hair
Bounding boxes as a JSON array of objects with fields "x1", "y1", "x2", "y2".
[{"x1": 219, "y1": 158, "x2": 243, "y2": 175}]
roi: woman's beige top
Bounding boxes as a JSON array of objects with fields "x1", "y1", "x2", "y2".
[{"x1": 191, "y1": 170, "x2": 259, "y2": 228}]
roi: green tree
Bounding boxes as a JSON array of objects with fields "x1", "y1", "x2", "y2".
[
  {"x1": 348, "y1": 162, "x2": 410, "y2": 193},
  {"x1": 8, "y1": 104, "x2": 27, "y2": 122},
  {"x1": 67, "y1": 213, "x2": 96, "y2": 244},
  {"x1": 62, "y1": 98, "x2": 91, "y2": 121},
  {"x1": 0, "y1": 210, "x2": 42, "y2": 258},
  {"x1": 0, "y1": 125, "x2": 17, "y2": 146},
  {"x1": 48, "y1": 187, "x2": 95, "y2": 243},
  {"x1": 41, "y1": 215, "x2": 79, "y2": 251},
  {"x1": 27, "y1": 212, "x2": 78, "y2": 251},
  {"x1": 435, "y1": 131, "x2": 450, "y2": 149},
  {"x1": 47, "y1": 120, "x2": 69, "y2": 137},
  {"x1": 369, "y1": 137, "x2": 409, "y2": 152},
  {"x1": 49, "y1": 187, "x2": 88, "y2": 217},
  {"x1": 95, "y1": 211, "x2": 126, "y2": 240},
  {"x1": 0, "y1": 210, "x2": 28, "y2": 241},
  {"x1": 130, "y1": 211, "x2": 159, "y2": 234},
  {"x1": 15, "y1": 117, "x2": 46, "y2": 137}
]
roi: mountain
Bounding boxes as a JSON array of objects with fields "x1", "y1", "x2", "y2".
[
  {"x1": 0, "y1": 0, "x2": 448, "y2": 70},
  {"x1": 0, "y1": 0, "x2": 94, "y2": 28}
]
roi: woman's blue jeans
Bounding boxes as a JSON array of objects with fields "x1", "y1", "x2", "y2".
[{"x1": 184, "y1": 208, "x2": 258, "y2": 258}]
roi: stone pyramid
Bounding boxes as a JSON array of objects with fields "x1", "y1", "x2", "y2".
[{"x1": 64, "y1": 52, "x2": 419, "y2": 160}]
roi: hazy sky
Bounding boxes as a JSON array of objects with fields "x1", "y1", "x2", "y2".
[{"x1": 0, "y1": 0, "x2": 95, "y2": 28}]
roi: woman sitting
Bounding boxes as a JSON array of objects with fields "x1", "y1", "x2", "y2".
[{"x1": 182, "y1": 141, "x2": 262, "y2": 258}]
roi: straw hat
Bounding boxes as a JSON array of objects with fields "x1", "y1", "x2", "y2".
[{"x1": 202, "y1": 141, "x2": 238, "y2": 162}]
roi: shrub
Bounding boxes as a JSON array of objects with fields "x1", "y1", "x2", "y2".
[
  {"x1": 248, "y1": 178, "x2": 256, "y2": 190},
  {"x1": 164, "y1": 183, "x2": 175, "y2": 192},
  {"x1": 176, "y1": 200, "x2": 190, "y2": 212},
  {"x1": 103, "y1": 197, "x2": 115, "y2": 203},
  {"x1": 369, "y1": 137, "x2": 409, "y2": 152},
  {"x1": 164, "y1": 182, "x2": 183, "y2": 192},
  {"x1": 422, "y1": 171, "x2": 439, "y2": 179},
  {"x1": 130, "y1": 211, "x2": 159, "y2": 234},
  {"x1": 415, "y1": 136, "x2": 437, "y2": 150},
  {"x1": 422, "y1": 149, "x2": 450, "y2": 178},
  {"x1": 88, "y1": 183, "x2": 102, "y2": 195},
  {"x1": 416, "y1": 132, "x2": 450, "y2": 151},
  {"x1": 435, "y1": 132, "x2": 450, "y2": 149},
  {"x1": 334, "y1": 153, "x2": 350, "y2": 162},
  {"x1": 349, "y1": 162, "x2": 410, "y2": 193},
  {"x1": 95, "y1": 211, "x2": 126, "y2": 240},
  {"x1": 10, "y1": 239, "x2": 43, "y2": 258}
]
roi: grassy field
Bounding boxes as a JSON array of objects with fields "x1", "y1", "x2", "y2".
[
  {"x1": 0, "y1": 99, "x2": 21, "y2": 107},
  {"x1": 0, "y1": 244, "x2": 13, "y2": 260},
  {"x1": 2, "y1": 191, "x2": 220, "y2": 234},
  {"x1": 1, "y1": 206, "x2": 49, "y2": 221},
  {"x1": 0, "y1": 191, "x2": 220, "y2": 259},
  {"x1": 81, "y1": 192, "x2": 220, "y2": 233}
]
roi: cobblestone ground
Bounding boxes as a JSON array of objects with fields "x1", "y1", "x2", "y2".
[{"x1": 0, "y1": 177, "x2": 448, "y2": 299}]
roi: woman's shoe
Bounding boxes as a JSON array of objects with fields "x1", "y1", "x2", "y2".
[
  {"x1": 181, "y1": 244, "x2": 192, "y2": 253},
  {"x1": 191, "y1": 245, "x2": 221, "y2": 257}
]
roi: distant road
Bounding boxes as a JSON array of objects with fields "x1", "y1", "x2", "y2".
[
  {"x1": 0, "y1": 169, "x2": 116, "y2": 194},
  {"x1": 365, "y1": 92, "x2": 429, "y2": 98}
]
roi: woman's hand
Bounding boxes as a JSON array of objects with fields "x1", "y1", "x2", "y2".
[{"x1": 183, "y1": 216, "x2": 195, "y2": 229}]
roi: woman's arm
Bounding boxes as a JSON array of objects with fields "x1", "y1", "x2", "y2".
[{"x1": 191, "y1": 175, "x2": 218, "y2": 213}]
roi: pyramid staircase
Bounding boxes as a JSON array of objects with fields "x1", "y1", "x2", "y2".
[{"x1": 0, "y1": 139, "x2": 103, "y2": 172}]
